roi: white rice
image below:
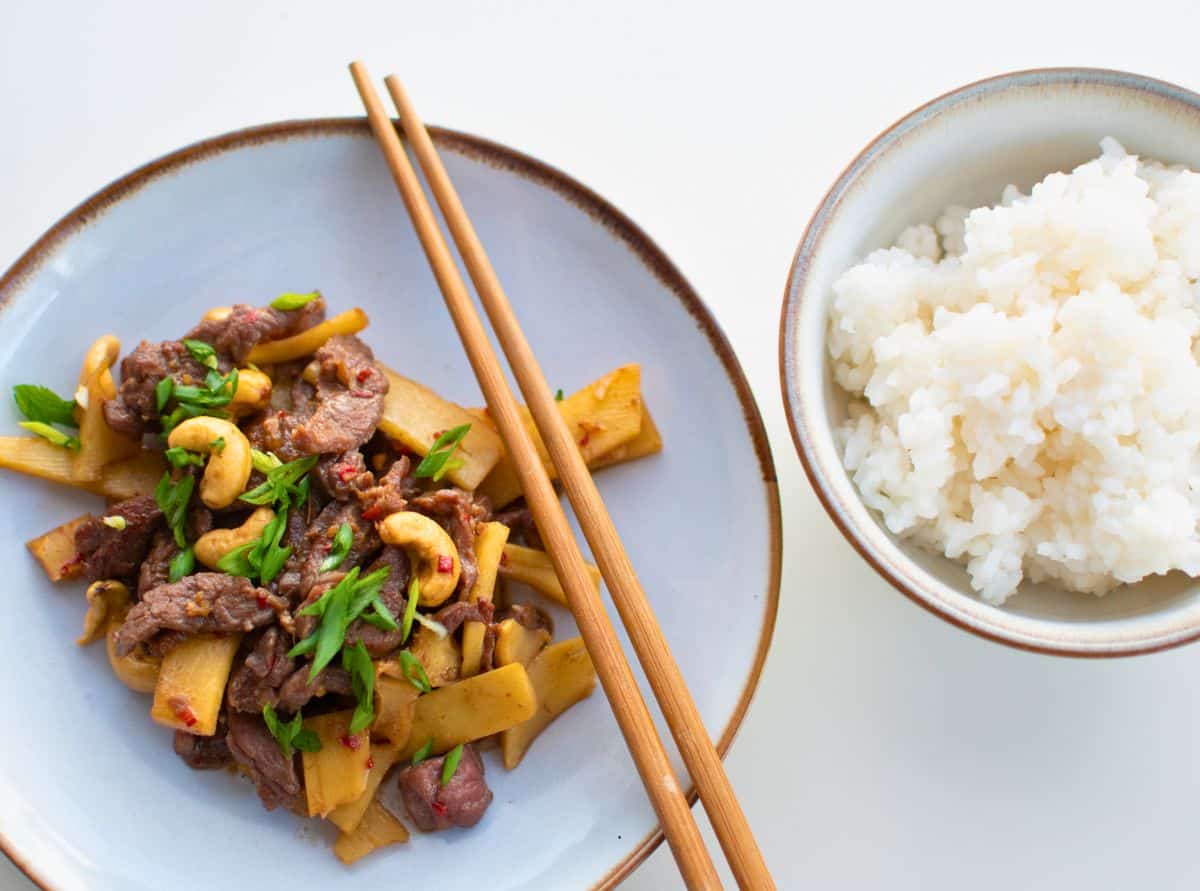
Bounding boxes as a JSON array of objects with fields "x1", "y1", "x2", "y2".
[{"x1": 828, "y1": 139, "x2": 1200, "y2": 604}]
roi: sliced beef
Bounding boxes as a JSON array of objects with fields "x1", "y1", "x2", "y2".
[
  {"x1": 316, "y1": 450, "x2": 373, "y2": 501},
  {"x1": 396, "y1": 743, "x2": 492, "y2": 831},
  {"x1": 478, "y1": 624, "x2": 498, "y2": 674},
  {"x1": 173, "y1": 716, "x2": 232, "y2": 770},
  {"x1": 138, "y1": 529, "x2": 178, "y2": 597},
  {"x1": 275, "y1": 665, "x2": 354, "y2": 713},
  {"x1": 492, "y1": 504, "x2": 542, "y2": 550},
  {"x1": 184, "y1": 298, "x2": 327, "y2": 364},
  {"x1": 409, "y1": 488, "x2": 487, "y2": 596},
  {"x1": 433, "y1": 599, "x2": 495, "y2": 636},
  {"x1": 292, "y1": 336, "x2": 388, "y2": 455},
  {"x1": 343, "y1": 547, "x2": 411, "y2": 657},
  {"x1": 292, "y1": 500, "x2": 380, "y2": 607},
  {"x1": 358, "y1": 455, "x2": 415, "y2": 520},
  {"x1": 227, "y1": 628, "x2": 296, "y2": 713},
  {"x1": 74, "y1": 495, "x2": 163, "y2": 583},
  {"x1": 502, "y1": 602, "x2": 554, "y2": 635},
  {"x1": 276, "y1": 507, "x2": 315, "y2": 604},
  {"x1": 242, "y1": 410, "x2": 306, "y2": 463},
  {"x1": 226, "y1": 710, "x2": 300, "y2": 811},
  {"x1": 113, "y1": 573, "x2": 286, "y2": 657},
  {"x1": 103, "y1": 340, "x2": 212, "y2": 437}
]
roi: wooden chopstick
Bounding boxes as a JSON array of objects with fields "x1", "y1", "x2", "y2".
[
  {"x1": 382, "y1": 75, "x2": 776, "y2": 891},
  {"x1": 348, "y1": 62, "x2": 723, "y2": 891}
]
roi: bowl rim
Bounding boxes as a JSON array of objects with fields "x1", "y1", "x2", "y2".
[
  {"x1": 779, "y1": 66, "x2": 1200, "y2": 659},
  {"x1": 0, "y1": 118, "x2": 782, "y2": 891}
]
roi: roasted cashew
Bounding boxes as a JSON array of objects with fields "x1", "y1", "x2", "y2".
[
  {"x1": 229, "y1": 368, "x2": 273, "y2": 416},
  {"x1": 79, "y1": 581, "x2": 160, "y2": 693},
  {"x1": 203, "y1": 306, "x2": 232, "y2": 323},
  {"x1": 377, "y1": 511, "x2": 462, "y2": 607},
  {"x1": 166, "y1": 416, "x2": 252, "y2": 509},
  {"x1": 79, "y1": 335, "x2": 121, "y2": 387},
  {"x1": 195, "y1": 507, "x2": 275, "y2": 569}
]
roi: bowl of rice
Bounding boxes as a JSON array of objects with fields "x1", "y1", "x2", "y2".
[{"x1": 780, "y1": 68, "x2": 1200, "y2": 655}]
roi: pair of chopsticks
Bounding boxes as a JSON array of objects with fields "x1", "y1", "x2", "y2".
[{"x1": 349, "y1": 62, "x2": 773, "y2": 891}]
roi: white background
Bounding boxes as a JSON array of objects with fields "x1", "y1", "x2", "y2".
[{"x1": 4, "y1": 1, "x2": 1200, "y2": 888}]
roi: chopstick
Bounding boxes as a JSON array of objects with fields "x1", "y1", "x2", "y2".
[
  {"x1": 348, "y1": 62, "x2": 723, "y2": 891},
  {"x1": 379, "y1": 74, "x2": 776, "y2": 890}
]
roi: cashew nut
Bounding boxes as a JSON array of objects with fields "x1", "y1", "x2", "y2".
[
  {"x1": 166, "y1": 416, "x2": 252, "y2": 509},
  {"x1": 79, "y1": 581, "x2": 161, "y2": 693},
  {"x1": 203, "y1": 306, "x2": 232, "y2": 323},
  {"x1": 229, "y1": 368, "x2": 273, "y2": 416},
  {"x1": 195, "y1": 507, "x2": 275, "y2": 569},
  {"x1": 377, "y1": 511, "x2": 462, "y2": 607}
]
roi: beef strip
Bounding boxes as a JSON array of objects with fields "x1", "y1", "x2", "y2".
[
  {"x1": 501, "y1": 602, "x2": 554, "y2": 635},
  {"x1": 292, "y1": 336, "x2": 388, "y2": 455},
  {"x1": 173, "y1": 715, "x2": 232, "y2": 770},
  {"x1": 242, "y1": 410, "x2": 306, "y2": 463},
  {"x1": 396, "y1": 743, "x2": 492, "y2": 831},
  {"x1": 226, "y1": 710, "x2": 300, "y2": 811},
  {"x1": 184, "y1": 298, "x2": 327, "y2": 364},
  {"x1": 409, "y1": 488, "x2": 487, "y2": 596},
  {"x1": 227, "y1": 627, "x2": 296, "y2": 713},
  {"x1": 432, "y1": 599, "x2": 495, "y2": 636},
  {"x1": 103, "y1": 340, "x2": 213, "y2": 437},
  {"x1": 478, "y1": 624, "x2": 498, "y2": 674},
  {"x1": 74, "y1": 495, "x2": 163, "y2": 583},
  {"x1": 292, "y1": 500, "x2": 380, "y2": 609},
  {"x1": 492, "y1": 504, "x2": 542, "y2": 550},
  {"x1": 113, "y1": 573, "x2": 286, "y2": 657},
  {"x1": 343, "y1": 547, "x2": 411, "y2": 657},
  {"x1": 358, "y1": 455, "x2": 415, "y2": 520},
  {"x1": 275, "y1": 665, "x2": 354, "y2": 713},
  {"x1": 138, "y1": 529, "x2": 178, "y2": 598},
  {"x1": 316, "y1": 449, "x2": 373, "y2": 501}
]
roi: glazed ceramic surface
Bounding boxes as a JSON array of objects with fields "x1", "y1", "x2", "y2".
[
  {"x1": 781, "y1": 69, "x2": 1200, "y2": 656},
  {"x1": 0, "y1": 122, "x2": 779, "y2": 890}
]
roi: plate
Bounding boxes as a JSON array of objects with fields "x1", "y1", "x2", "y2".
[{"x1": 0, "y1": 121, "x2": 780, "y2": 891}]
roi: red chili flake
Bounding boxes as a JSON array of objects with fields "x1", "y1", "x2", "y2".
[
  {"x1": 437, "y1": 555, "x2": 454, "y2": 574},
  {"x1": 173, "y1": 701, "x2": 198, "y2": 728},
  {"x1": 499, "y1": 552, "x2": 509, "y2": 567},
  {"x1": 256, "y1": 592, "x2": 269, "y2": 608},
  {"x1": 245, "y1": 310, "x2": 258, "y2": 323},
  {"x1": 57, "y1": 553, "x2": 84, "y2": 578},
  {"x1": 337, "y1": 464, "x2": 358, "y2": 482},
  {"x1": 365, "y1": 757, "x2": 375, "y2": 770},
  {"x1": 431, "y1": 800, "x2": 448, "y2": 818},
  {"x1": 356, "y1": 368, "x2": 372, "y2": 383},
  {"x1": 361, "y1": 504, "x2": 384, "y2": 522},
  {"x1": 340, "y1": 734, "x2": 362, "y2": 751}
]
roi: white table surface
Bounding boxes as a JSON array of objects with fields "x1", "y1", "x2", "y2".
[{"x1": 4, "y1": 1, "x2": 1200, "y2": 888}]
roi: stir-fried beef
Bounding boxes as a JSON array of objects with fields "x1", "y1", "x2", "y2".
[
  {"x1": 138, "y1": 529, "x2": 178, "y2": 597},
  {"x1": 343, "y1": 547, "x2": 411, "y2": 657},
  {"x1": 226, "y1": 710, "x2": 300, "y2": 811},
  {"x1": 358, "y1": 455, "x2": 415, "y2": 520},
  {"x1": 275, "y1": 665, "x2": 354, "y2": 713},
  {"x1": 396, "y1": 743, "x2": 492, "y2": 831},
  {"x1": 173, "y1": 716, "x2": 232, "y2": 770},
  {"x1": 502, "y1": 602, "x2": 554, "y2": 635},
  {"x1": 433, "y1": 600, "x2": 495, "y2": 636},
  {"x1": 291, "y1": 500, "x2": 380, "y2": 608},
  {"x1": 184, "y1": 299, "x2": 327, "y2": 364},
  {"x1": 243, "y1": 410, "x2": 306, "y2": 463},
  {"x1": 74, "y1": 495, "x2": 163, "y2": 582},
  {"x1": 113, "y1": 574, "x2": 286, "y2": 656},
  {"x1": 227, "y1": 628, "x2": 296, "y2": 713},
  {"x1": 316, "y1": 449, "x2": 373, "y2": 501},
  {"x1": 478, "y1": 624, "x2": 498, "y2": 674},
  {"x1": 409, "y1": 488, "x2": 487, "y2": 595},
  {"x1": 492, "y1": 504, "x2": 542, "y2": 550},
  {"x1": 292, "y1": 336, "x2": 388, "y2": 455},
  {"x1": 103, "y1": 340, "x2": 213, "y2": 437}
]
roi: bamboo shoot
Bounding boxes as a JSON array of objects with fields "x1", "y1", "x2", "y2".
[{"x1": 150, "y1": 634, "x2": 241, "y2": 735}]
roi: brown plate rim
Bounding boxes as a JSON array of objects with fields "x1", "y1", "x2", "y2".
[
  {"x1": 0, "y1": 118, "x2": 782, "y2": 890},
  {"x1": 778, "y1": 66, "x2": 1200, "y2": 658}
]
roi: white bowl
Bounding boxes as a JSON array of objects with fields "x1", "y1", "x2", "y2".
[
  {"x1": 0, "y1": 121, "x2": 780, "y2": 890},
  {"x1": 780, "y1": 68, "x2": 1200, "y2": 657}
]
